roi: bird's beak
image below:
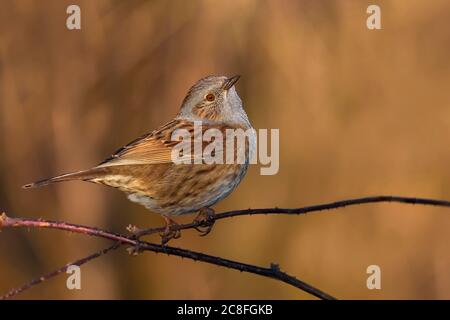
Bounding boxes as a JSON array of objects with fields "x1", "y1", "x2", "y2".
[{"x1": 223, "y1": 75, "x2": 240, "y2": 90}]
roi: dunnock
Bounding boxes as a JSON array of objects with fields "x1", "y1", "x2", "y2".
[{"x1": 23, "y1": 75, "x2": 255, "y2": 243}]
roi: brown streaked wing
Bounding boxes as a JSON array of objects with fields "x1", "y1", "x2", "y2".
[
  {"x1": 96, "y1": 119, "x2": 183, "y2": 167},
  {"x1": 96, "y1": 119, "x2": 246, "y2": 168}
]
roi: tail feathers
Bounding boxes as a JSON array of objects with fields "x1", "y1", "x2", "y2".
[{"x1": 22, "y1": 168, "x2": 105, "y2": 189}]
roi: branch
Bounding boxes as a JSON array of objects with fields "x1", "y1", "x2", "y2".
[
  {"x1": 0, "y1": 242, "x2": 120, "y2": 299},
  {"x1": 133, "y1": 195, "x2": 450, "y2": 237},
  {"x1": 0, "y1": 213, "x2": 335, "y2": 300},
  {"x1": 1, "y1": 195, "x2": 449, "y2": 300}
]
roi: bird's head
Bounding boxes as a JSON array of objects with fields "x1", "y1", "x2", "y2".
[{"x1": 177, "y1": 75, "x2": 249, "y2": 126}]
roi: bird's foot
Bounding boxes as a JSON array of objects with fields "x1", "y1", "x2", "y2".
[
  {"x1": 160, "y1": 216, "x2": 181, "y2": 245},
  {"x1": 193, "y1": 207, "x2": 215, "y2": 237}
]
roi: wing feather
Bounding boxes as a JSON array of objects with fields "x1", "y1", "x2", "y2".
[
  {"x1": 97, "y1": 120, "x2": 179, "y2": 167},
  {"x1": 96, "y1": 119, "x2": 247, "y2": 168}
]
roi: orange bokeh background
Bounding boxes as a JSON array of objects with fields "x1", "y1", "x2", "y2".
[{"x1": 0, "y1": 0, "x2": 449, "y2": 299}]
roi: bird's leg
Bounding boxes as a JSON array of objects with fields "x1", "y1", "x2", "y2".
[
  {"x1": 193, "y1": 207, "x2": 215, "y2": 237},
  {"x1": 160, "y1": 216, "x2": 181, "y2": 245}
]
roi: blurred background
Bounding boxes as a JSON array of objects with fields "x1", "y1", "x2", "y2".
[{"x1": 0, "y1": 0, "x2": 449, "y2": 299}]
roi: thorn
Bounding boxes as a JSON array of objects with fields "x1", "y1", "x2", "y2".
[{"x1": 270, "y1": 263, "x2": 280, "y2": 272}]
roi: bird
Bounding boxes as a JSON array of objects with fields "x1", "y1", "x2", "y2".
[{"x1": 23, "y1": 75, "x2": 255, "y2": 243}]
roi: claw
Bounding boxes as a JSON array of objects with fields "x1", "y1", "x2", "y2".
[
  {"x1": 160, "y1": 216, "x2": 181, "y2": 245},
  {"x1": 193, "y1": 208, "x2": 215, "y2": 237}
]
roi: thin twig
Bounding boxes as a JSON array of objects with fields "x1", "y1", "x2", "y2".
[
  {"x1": 1, "y1": 195, "x2": 449, "y2": 300},
  {"x1": 134, "y1": 242, "x2": 336, "y2": 300},
  {"x1": 134, "y1": 195, "x2": 450, "y2": 237},
  {"x1": 0, "y1": 213, "x2": 335, "y2": 300},
  {"x1": 0, "y1": 242, "x2": 120, "y2": 299}
]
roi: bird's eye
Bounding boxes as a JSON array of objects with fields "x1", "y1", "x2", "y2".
[{"x1": 205, "y1": 93, "x2": 215, "y2": 102}]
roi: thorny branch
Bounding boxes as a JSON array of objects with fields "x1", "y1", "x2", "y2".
[
  {"x1": 1, "y1": 195, "x2": 449, "y2": 300},
  {"x1": 132, "y1": 195, "x2": 450, "y2": 237},
  {"x1": 0, "y1": 214, "x2": 334, "y2": 300},
  {"x1": 0, "y1": 242, "x2": 120, "y2": 300}
]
